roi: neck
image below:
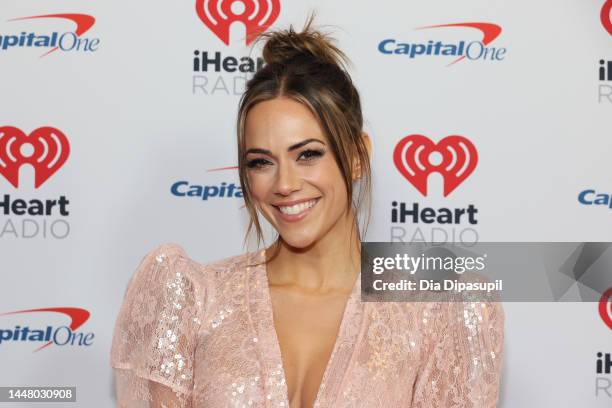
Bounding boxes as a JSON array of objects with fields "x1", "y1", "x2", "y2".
[{"x1": 265, "y1": 210, "x2": 361, "y2": 294}]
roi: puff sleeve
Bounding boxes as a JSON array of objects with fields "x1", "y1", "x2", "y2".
[
  {"x1": 412, "y1": 300, "x2": 505, "y2": 408},
  {"x1": 110, "y1": 243, "x2": 203, "y2": 407}
]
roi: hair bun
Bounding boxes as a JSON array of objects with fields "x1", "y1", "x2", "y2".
[{"x1": 257, "y1": 12, "x2": 349, "y2": 70}]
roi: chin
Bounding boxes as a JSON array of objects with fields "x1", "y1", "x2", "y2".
[{"x1": 277, "y1": 230, "x2": 319, "y2": 250}]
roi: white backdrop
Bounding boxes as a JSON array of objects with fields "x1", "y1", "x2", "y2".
[{"x1": 1, "y1": 0, "x2": 612, "y2": 406}]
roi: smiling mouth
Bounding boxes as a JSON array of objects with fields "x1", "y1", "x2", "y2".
[{"x1": 272, "y1": 198, "x2": 320, "y2": 221}]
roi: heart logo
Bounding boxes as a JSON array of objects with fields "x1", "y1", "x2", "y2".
[
  {"x1": 393, "y1": 134, "x2": 478, "y2": 197},
  {"x1": 602, "y1": 0, "x2": 612, "y2": 37},
  {"x1": 393, "y1": 135, "x2": 478, "y2": 197},
  {"x1": 600, "y1": 287, "x2": 612, "y2": 330},
  {"x1": 195, "y1": 0, "x2": 281, "y2": 45},
  {"x1": 0, "y1": 126, "x2": 70, "y2": 188}
]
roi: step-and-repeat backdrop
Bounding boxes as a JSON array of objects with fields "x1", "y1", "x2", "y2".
[{"x1": 1, "y1": 0, "x2": 612, "y2": 406}]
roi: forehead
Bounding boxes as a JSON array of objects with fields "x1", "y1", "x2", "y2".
[{"x1": 244, "y1": 97, "x2": 326, "y2": 147}]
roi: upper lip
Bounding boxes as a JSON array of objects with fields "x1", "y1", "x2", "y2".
[{"x1": 272, "y1": 197, "x2": 320, "y2": 207}]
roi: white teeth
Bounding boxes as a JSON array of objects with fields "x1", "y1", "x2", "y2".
[{"x1": 278, "y1": 199, "x2": 317, "y2": 215}]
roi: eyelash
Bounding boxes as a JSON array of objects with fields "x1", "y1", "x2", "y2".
[{"x1": 246, "y1": 149, "x2": 325, "y2": 170}]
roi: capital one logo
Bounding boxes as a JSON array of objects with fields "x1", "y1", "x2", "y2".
[
  {"x1": 602, "y1": 0, "x2": 612, "y2": 37},
  {"x1": 0, "y1": 307, "x2": 92, "y2": 351},
  {"x1": 600, "y1": 287, "x2": 612, "y2": 330},
  {"x1": 393, "y1": 135, "x2": 478, "y2": 197},
  {"x1": 195, "y1": 0, "x2": 281, "y2": 45},
  {"x1": 1, "y1": 14, "x2": 98, "y2": 57},
  {"x1": 0, "y1": 126, "x2": 70, "y2": 188}
]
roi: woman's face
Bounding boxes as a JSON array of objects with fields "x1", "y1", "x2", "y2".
[{"x1": 244, "y1": 97, "x2": 350, "y2": 249}]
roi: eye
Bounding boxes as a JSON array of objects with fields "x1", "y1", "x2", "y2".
[
  {"x1": 297, "y1": 148, "x2": 325, "y2": 161},
  {"x1": 246, "y1": 158, "x2": 272, "y2": 169}
]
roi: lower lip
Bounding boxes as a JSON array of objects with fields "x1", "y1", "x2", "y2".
[{"x1": 274, "y1": 199, "x2": 319, "y2": 223}]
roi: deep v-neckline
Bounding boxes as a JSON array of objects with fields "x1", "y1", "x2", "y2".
[{"x1": 250, "y1": 250, "x2": 362, "y2": 408}]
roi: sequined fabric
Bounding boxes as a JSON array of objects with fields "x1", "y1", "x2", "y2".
[{"x1": 110, "y1": 243, "x2": 504, "y2": 407}]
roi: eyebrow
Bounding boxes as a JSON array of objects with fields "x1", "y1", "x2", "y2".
[{"x1": 245, "y1": 138, "x2": 326, "y2": 155}]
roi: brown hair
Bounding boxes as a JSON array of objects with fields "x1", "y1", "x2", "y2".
[{"x1": 236, "y1": 11, "x2": 371, "y2": 252}]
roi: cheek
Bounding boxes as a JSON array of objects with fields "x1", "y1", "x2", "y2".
[
  {"x1": 304, "y1": 160, "x2": 348, "y2": 204},
  {"x1": 310, "y1": 155, "x2": 341, "y2": 180},
  {"x1": 247, "y1": 172, "x2": 273, "y2": 203}
]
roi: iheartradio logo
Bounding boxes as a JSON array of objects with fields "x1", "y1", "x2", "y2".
[
  {"x1": 600, "y1": 287, "x2": 612, "y2": 330},
  {"x1": 603, "y1": 0, "x2": 612, "y2": 37},
  {"x1": 393, "y1": 135, "x2": 478, "y2": 197},
  {"x1": 0, "y1": 126, "x2": 70, "y2": 188},
  {"x1": 195, "y1": 0, "x2": 281, "y2": 45}
]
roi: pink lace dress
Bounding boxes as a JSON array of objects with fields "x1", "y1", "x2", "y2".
[{"x1": 110, "y1": 243, "x2": 504, "y2": 407}]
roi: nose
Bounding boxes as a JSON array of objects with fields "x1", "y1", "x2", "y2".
[{"x1": 274, "y1": 159, "x2": 301, "y2": 196}]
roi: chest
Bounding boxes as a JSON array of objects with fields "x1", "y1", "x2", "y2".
[
  {"x1": 270, "y1": 289, "x2": 350, "y2": 408},
  {"x1": 192, "y1": 265, "x2": 427, "y2": 407}
]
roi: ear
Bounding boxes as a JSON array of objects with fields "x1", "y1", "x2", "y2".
[{"x1": 352, "y1": 131, "x2": 372, "y2": 181}]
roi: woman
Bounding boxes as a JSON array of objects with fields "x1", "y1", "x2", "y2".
[{"x1": 110, "y1": 14, "x2": 504, "y2": 408}]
